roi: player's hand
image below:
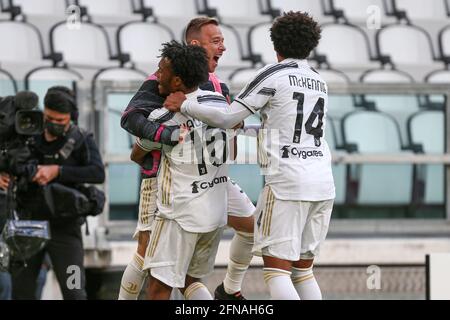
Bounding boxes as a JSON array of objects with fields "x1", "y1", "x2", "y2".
[
  {"x1": 32, "y1": 165, "x2": 59, "y2": 186},
  {"x1": 0, "y1": 172, "x2": 11, "y2": 191},
  {"x1": 163, "y1": 92, "x2": 187, "y2": 113}
]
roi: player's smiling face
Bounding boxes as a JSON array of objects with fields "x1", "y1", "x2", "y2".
[
  {"x1": 156, "y1": 57, "x2": 177, "y2": 96},
  {"x1": 196, "y1": 24, "x2": 226, "y2": 73}
]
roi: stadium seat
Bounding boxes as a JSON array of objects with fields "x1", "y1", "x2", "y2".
[
  {"x1": 0, "y1": 68, "x2": 18, "y2": 96},
  {"x1": 216, "y1": 24, "x2": 252, "y2": 70},
  {"x1": 425, "y1": 69, "x2": 450, "y2": 83},
  {"x1": 269, "y1": 0, "x2": 328, "y2": 21},
  {"x1": 325, "y1": 118, "x2": 346, "y2": 204},
  {"x1": 360, "y1": 67, "x2": 419, "y2": 146},
  {"x1": 342, "y1": 110, "x2": 413, "y2": 204},
  {"x1": 317, "y1": 66, "x2": 354, "y2": 147},
  {"x1": 117, "y1": 21, "x2": 174, "y2": 69},
  {"x1": 424, "y1": 69, "x2": 449, "y2": 112},
  {"x1": 0, "y1": 20, "x2": 46, "y2": 62},
  {"x1": 331, "y1": 0, "x2": 392, "y2": 22},
  {"x1": 142, "y1": 0, "x2": 197, "y2": 18},
  {"x1": 24, "y1": 66, "x2": 82, "y2": 108},
  {"x1": 408, "y1": 110, "x2": 445, "y2": 204},
  {"x1": 247, "y1": 22, "x2": 276, "y2": 64},
  {"x1": 93, "y1": 67, "x2": 147, "y2": 83},
  {"x1": 205, "y1": 0, "x2": 270, "y2": 23},
  {"x1": 393, "y1": 0, "x2": 447, "y2": 20},
  {"x1": 228, "y1": 67, "x2": 259, "y2": 95},
  {"x1": 49, "y1": 20, "x2": 116, "y2": 67},
  {"x1": 13, "y1": 0, "x2": 67, "y2": 16},
  {"x1": 438, "y1": 25, "x2": 450, "y2": 64},
  {"x1": 76, "y1": 0, "x2": 134, "y2": 17},
  {"x1": 376, "y1": 23, "x2": 440, "y2": 69},
  {"x1": 316, "y1": 22, "x2": 379, "y2": 69}
]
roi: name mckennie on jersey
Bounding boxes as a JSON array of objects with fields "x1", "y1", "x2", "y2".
[{"x1": 288, "y1": 74, "x2": 327, "y2": 94}]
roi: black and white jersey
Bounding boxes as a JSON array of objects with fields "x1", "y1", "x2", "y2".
[
  {"x1": 138, "y1": 89, "x2": 229, "y2": 233},
  {"x1": 234, "y1": 58, "x2": 335, "y2": 201}
]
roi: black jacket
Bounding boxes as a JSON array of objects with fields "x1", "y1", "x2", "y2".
[{"x1": 17, "y1": 126, "x2": 105, "y2": 223}]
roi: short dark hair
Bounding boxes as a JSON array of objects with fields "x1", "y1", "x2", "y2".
[
  {"x1": 160, "y1": 41, "x2": 209, "y2": 89},
  {"x1": 44, "y1": 86, "x2": 76, "y2": 114},
  {"x1": 185, "y1": 17, "x2": 219, "y2": 43},
  {"x1": 270, "y1": 11, "x2": 321, "y2": 60}
]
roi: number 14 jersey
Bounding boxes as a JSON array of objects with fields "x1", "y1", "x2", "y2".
[{"x1": 234, "y1": 58, "x2": 335, "y2": 202}]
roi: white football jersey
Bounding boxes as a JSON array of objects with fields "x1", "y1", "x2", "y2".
[
  {"x1": 234, "y1": 58, "x2": 335, "y2": 201},
  {"x1": 138, "y1": 89, "x2": 229, "y2": 233}
]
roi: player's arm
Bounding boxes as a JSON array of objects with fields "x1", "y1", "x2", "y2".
[
  {"x1": 165, "y1": 68, "x2": 274, "y2": 128},
  {"x1": 121, "y1": 79, "x2": 179, "y2": 146},
  {"x1": 163, "y1": 93, "x2": 251, "y2": 129}
]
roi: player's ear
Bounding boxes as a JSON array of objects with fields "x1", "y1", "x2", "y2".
[
  {"x1": 190, "y1": 39, "x2": 200, "y2": 46},
  {"x1": 173, "y1": 76, "x2": 183, "y2": 88}
]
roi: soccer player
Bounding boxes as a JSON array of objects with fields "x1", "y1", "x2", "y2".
[
  {"x1": 119, "y1": 17, "x2": 255, "y2": 300},
  {"x1": 165, "y1": 11, "x2": 335, "y2": 300},
  {"x1": 139, "y1": 41, "x2": 229, "y2": 300}
]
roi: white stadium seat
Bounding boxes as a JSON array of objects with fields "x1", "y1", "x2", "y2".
[
  {"x1": 0, "y1": 68, "x2": 17, "y2": 96},
  {"x1": 0, "y1": 21, "x2": 45, "y2": 62},
  {"x1": 77, "y1": 0, "x2": 134, "y2": 17},
  {"x1": 394, "y1": 0, "x2": 447, "y2": 20},
  {"x1": 117, "y1": 21, "x2": 174, "y2": 68},
  {"x1": 14, "y1": 0, "x2": 67, "y2": 16},
  {"x1": 142, "y1": 0, "x2": 197, "y2": 18},
  {"x1": 270, "y1": 0, "x2": 327, "y2": 20},
  {"x1": 343, "y1": 110, "x2": 413, "y2": 205},
  {"x1": 24, "y1": 66, "x2": 82, "y2": 108},
  {"x1": 50, "y1": 21, "x2": 114, "y2": 67},
  {"x1": 408, "y1": 110, "x2": 445, "y2": 204},
  {"x1": 317, "y1": 23, "x2": 377, "y2": 68},
  {"x1": 332, "y1": 0, "x2": 390, "y2": 21},
  {"x1": 206, "y1": 0, "x2": 268, "y2": 22},
  {"x1": 247, "y1": 22, "x2": 276, "y2": 64},
  {"x1": 376, "y1": 24, "x2": 438, "y2": 67},
  {"x1": 216, "y1": 24, "x2": 252, "y2": 70}
]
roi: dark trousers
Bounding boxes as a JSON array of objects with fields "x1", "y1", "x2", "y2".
[{"x1": 11, "y1": 221, "x2": 87, "y2": 300}]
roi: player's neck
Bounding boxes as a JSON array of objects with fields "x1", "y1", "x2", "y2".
[{"x1": 184, "y1": 86, "x2": 199, "y2": 95}]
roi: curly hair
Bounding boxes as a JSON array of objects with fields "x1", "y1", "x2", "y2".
[
  {"x1": 270, "y1": 11, "x2": 321, "y2": 60},
  {"x1": 160, "y1": 41, "x2": 209, "y2": 89}
]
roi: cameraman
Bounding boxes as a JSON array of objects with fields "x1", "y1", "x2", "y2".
[
  {"x1": 10, "y1": 86, "x2": 105, "y2": 300},
  {"x1": 1, "y1": 176, "x2": 11, "y2": 300}
]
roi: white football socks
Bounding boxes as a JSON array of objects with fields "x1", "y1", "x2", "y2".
[
  {"x1": 263, "y1": 268, "x2": 300, "y2": 300},
  {"x1": 118, "y1": 253, "x2": 146, "y2": 300},
  {"x1": 184, "y1": 282, "x2": 213, "y2": 300},
  {"x1": 223, "y1": 231, "x2": 254, "y2": 294},
  {"x1": 291, "y1": 266, "x2": 322, "y2": 300}
]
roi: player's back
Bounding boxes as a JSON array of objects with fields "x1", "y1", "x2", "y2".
[{"x1": 234, "y1": 58, "x2": 335, "y2": 202}]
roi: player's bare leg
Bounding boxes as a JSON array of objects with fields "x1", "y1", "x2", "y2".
[
  {"x1": 262, "y1": 255, "x2": 300, "y2": 300},
  {"x1": 292, "y1": 258, "x2": 322, "y2": 300},
  {"x1": 118, "y1": 231, "x2": 149, "y2": 300},
  {"x1": 147, "y1": 274, "x2": 173, "y2": 300},
  {"x1": 215, "y1": 215, "x2": 254, "y2": 300}
]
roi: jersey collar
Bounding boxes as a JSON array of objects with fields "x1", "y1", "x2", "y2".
[{"x1": 280, "y1": 58, "x2": 308, "y2": 66}]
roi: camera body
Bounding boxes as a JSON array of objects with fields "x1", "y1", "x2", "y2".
[{"x1": 0, "y1": 92, "x2": 43, "y2": 185}]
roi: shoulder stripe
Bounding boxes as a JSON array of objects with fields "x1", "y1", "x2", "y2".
[
  {"x1": 257, "y1": 87, "x2": 277, "y2": 96},
  {"x1": 154, "y1": 110, "x2": 175, "y2": 123},
  {"x1": 197, "y1": 95, "x2": 228, "y2": 103},
  {"x1": 238, "y1": 62, "x2": 298, "y2": 99}
]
